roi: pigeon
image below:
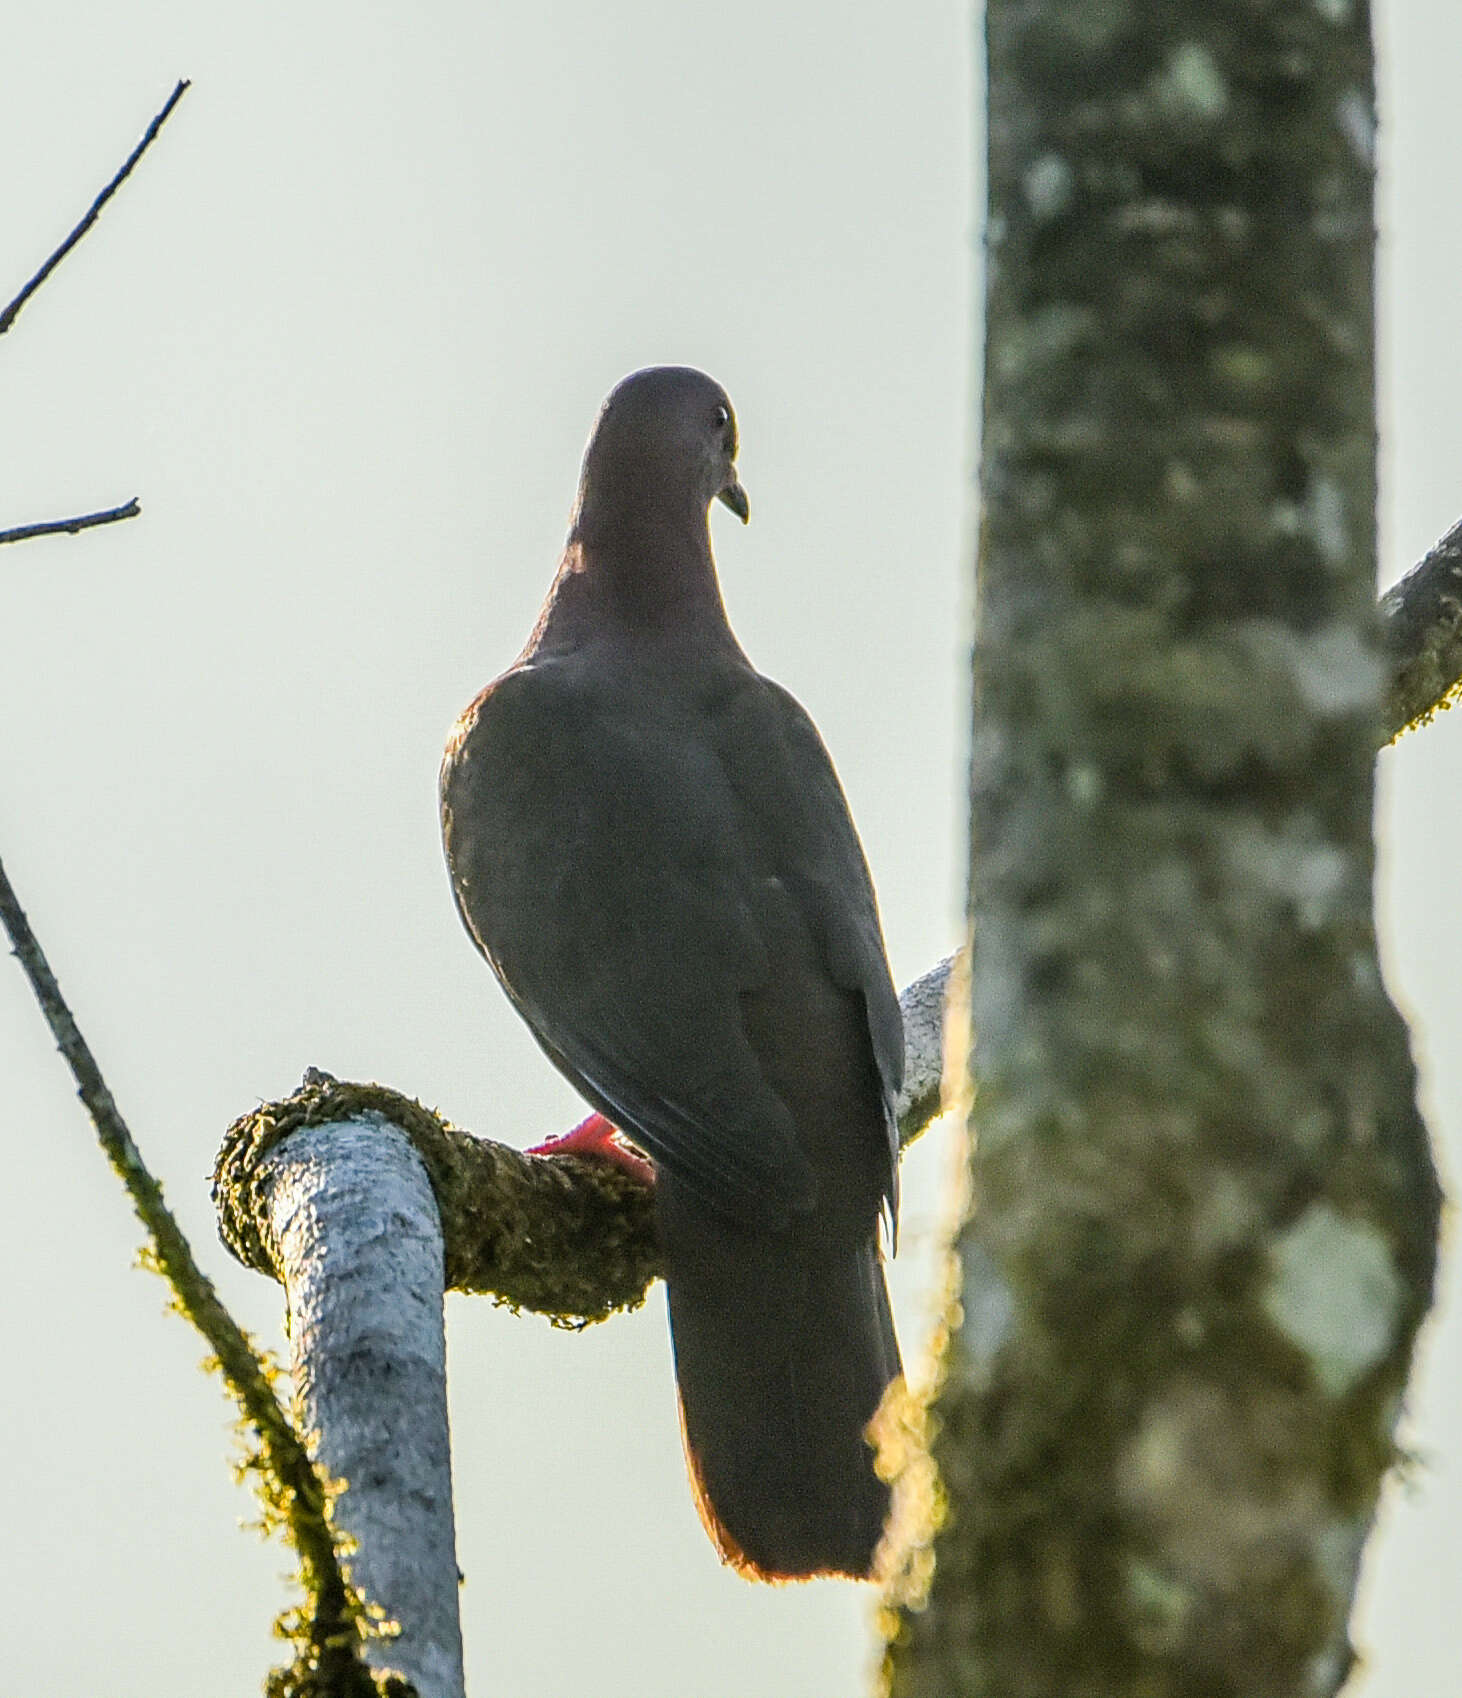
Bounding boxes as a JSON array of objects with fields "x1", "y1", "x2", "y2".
[{"x1": 440, "y1": 366, "x2": 902, "y2": 1579}]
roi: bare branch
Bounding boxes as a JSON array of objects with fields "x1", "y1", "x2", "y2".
[
  {"x1": 0, "y1": 78, "x2": 189, "y2": 338},
  {"x1": 1381, "y1": 517, "x2": 1462, "y2": 739},
  {"x1": 0, "y1": 852, "x2": 383, "y2": 1696},
  {"x1": 0, "y1": 498, "x2": 139, "y2": 548}
]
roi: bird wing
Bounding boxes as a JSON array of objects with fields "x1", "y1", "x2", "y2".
[
  {"x1": 710, "y1": 674, "x2": 903, "y2": 1214},
  {"x1": 443, "y1": 658, "x2": 826, "y2": 1226}
]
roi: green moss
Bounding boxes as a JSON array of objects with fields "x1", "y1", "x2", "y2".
[{"x1": 213, "y1": 1076, "x2": 661, "y2": 1327}]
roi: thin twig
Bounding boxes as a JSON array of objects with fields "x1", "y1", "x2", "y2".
[
  {"x1": 0, "y1": 498, "x2": 140, "y2": 548},
  {"x1": 0, "y1": 79, "x2": 190, "y2": 338},
  {"x1": 0, "y1": 851, "x2": 374, "y2": 1691}
]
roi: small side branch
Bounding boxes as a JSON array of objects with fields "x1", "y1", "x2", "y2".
[
  {"x1": 1381, "y1": 518, "x2": 1462, "y2": 739},
  {"x1": 0, "y1": 79, "x2": 189, "y2": 338},
  {"x1": 0, "y1": 498, "x2": 139, "y2": 548}
]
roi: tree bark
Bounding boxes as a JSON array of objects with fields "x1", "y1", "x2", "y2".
[
  {"x1": 261, "y1": 1114, "x2": 466, "y2": 1698},
  {"x1": 881, "y1": 4, "x2": 1442, "y2": 1696}
]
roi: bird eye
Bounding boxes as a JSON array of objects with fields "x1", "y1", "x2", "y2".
[{"x1": 712, "y1": 404, "x2": 730, "y2": 428}]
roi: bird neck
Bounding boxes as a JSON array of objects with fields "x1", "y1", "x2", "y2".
[{"x1": 533, "y1": 502, "x2": 738, "y2": 652}]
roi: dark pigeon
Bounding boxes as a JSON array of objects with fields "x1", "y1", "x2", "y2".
[{"x1": 440, "y1": 367, "x2": 903, "y2": 1579}]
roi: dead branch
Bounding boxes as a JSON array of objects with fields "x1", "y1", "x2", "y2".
[
  {"x1": 0, "y1": 79, "x2": 189, "y2": 337},
  {"x1": 0, "y1": 498, "x2": 139, "y2": 548}
]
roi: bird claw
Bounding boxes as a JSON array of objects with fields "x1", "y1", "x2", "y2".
[{"x1": 526, "y1": 1112, "x2": 656, "y2": 1186}]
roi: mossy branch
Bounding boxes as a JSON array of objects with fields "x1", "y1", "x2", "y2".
[
  {"x1": 0, "y1": 854, "x2": 397, "y2": 1698},
  {"x1": 1382, "y1": 517, "x2": 1462, "y2": 738},
  {"x1": 216, "y1": 1077, "x2": 661, "y2": 1326},
  {"x1": 213, "y1": 958, "x2": 956, "y2": 1325}
]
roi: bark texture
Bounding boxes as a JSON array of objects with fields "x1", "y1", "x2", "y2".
[
  {"x1": 262, "y1": 1117, "x2": 465, "y2": 1698},
  {"x1": 882, "y1": 5, "x2": 1441, "y2": 1696},
  {"x1": 218, "y1": 1077, "x2": 662, "y2": 1325}
]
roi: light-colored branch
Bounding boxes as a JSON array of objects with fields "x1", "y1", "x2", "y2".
[
  {"x1": 207, "y1": 967, "x2": 954, "y2": 1691},
  {"x1": 263, "y1": 1115, "x2": 465, "y2": 1698},
  {"x1": 206, "y1": 968, "x2": 951, "y2": 1690},
  {"x1": 1381, "y1": 517, "x2": 1462, "y2": 738},
  {"x1": 0, "y1": 497, "x2": 139, "y2": 548},
  {"x1": 891, "y1": 957, "x2": 952, "y2": 1140}
]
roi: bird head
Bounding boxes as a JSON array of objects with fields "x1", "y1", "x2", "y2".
[{"x1": 575, "y1": 366, "x2": 750, "y2": 536}]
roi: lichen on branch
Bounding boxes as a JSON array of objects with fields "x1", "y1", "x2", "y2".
[{"x1": 212, "y1": 958, "x2": 956, "y2": 1326}]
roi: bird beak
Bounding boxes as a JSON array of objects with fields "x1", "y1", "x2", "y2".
[{"x1": 717, "y1": 476, "x2": 750, "y2": 524}]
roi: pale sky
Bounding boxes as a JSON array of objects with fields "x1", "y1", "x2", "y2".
[{"x1": 1, "y1": 5, "x2": 1458, "y2": 1695}]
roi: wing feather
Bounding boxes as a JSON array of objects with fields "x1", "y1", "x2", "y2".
[{"x1": 441, "y1": 656, "x2": 899, "y2": 1228}]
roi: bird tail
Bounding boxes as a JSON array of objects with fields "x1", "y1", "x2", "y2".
[{"x1": 661, "y1": 1188, "x2": 900, "y2": 1581}]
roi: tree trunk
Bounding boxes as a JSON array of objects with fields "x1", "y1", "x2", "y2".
[{"x1": 882, "y1": 4, "x2": 1442, "y2": 1694}]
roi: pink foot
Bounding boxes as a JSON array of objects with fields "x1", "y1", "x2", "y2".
[{"x1": 526, "y1": 1112, "x2": 655, "y2": 1186}]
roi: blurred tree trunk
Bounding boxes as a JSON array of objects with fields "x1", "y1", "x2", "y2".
[{"x1": 881, "y1": 4, "x2": 1442, "y2": 1695}]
